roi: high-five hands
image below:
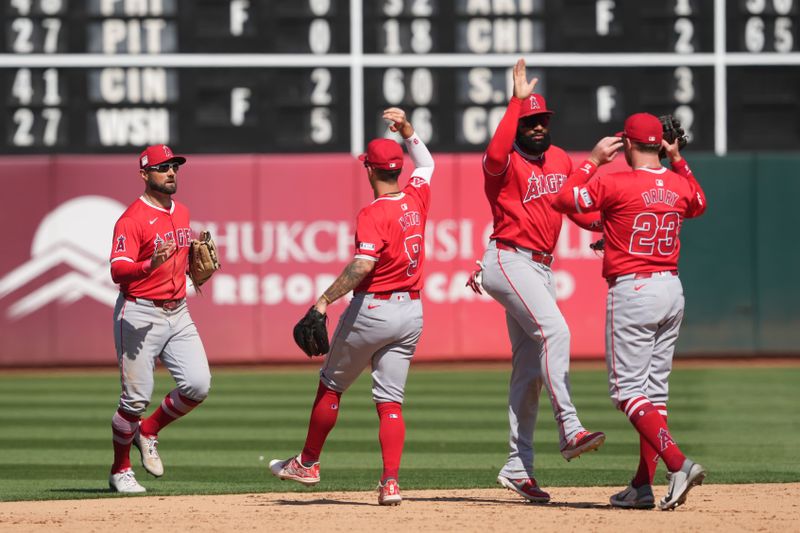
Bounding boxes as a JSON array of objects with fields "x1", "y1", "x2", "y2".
[{"x1": 513, "y1": 58, "x2": 539, "y2": 100}]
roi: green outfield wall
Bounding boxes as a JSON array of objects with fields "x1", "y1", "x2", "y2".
[{"x1": 677, "y1": 154, "x2": 800, "y2": 355}]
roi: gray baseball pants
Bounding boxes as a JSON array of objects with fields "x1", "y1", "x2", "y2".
[
  {"x1": 320, "y1": 292, "x2": 423, "y2": 404},
  {"x1": 481, "y1": 240, "x2": 586, "y2": 479}
]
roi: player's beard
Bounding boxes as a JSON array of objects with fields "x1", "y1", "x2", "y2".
[
  {"x1": 516, "y1": 131, "x2": 551, "y2": 156},
  {"x1": 148, "y1": 177, "x2": 177, "y2": 195}
]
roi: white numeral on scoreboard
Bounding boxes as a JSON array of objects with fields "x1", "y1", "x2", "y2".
[
  {"x1": 310, "y1": 68, "x2": 332, "y2": 105},
  {"x1": 310, "y1": 107, "x2": 332, "y2": 144},
  {"x1": 12, "y1": 107, "x2": 61, "y2": 146},
  {"x1": 674, "y1": 18, "x2": 694, "y2": 53}
]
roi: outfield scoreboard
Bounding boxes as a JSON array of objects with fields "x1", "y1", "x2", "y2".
[{"x1": 1, "y1": 0, "x2": 799, "y2": 155}]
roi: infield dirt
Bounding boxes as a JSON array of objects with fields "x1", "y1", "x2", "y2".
[{"x1": 1, "y1": 483, "x2": 797, "y2": 532}]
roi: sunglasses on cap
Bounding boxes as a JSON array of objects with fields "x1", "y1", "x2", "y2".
[{"x1": 146, "y1": 162, "x2": 181, "y2": 173}]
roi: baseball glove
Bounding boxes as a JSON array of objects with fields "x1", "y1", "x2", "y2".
[
  {"x1": 189, "y1": 230, "x2": 220, "y2": 292},
  {"x1": 658, "y1": 114, "x2": 688, "y2": 159},
  {"x1": 293, "y1": 307, "x2": 330, "y2": 357},
  {"x1": 589, "y1": 237, "x2": 605, "y2": 252}
]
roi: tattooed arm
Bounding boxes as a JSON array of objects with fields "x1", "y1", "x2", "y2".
[{"x1": 313, "y1": 258, "x2": 376, "y2": 314}]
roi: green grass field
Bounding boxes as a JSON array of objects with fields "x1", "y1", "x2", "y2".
[{"x1": 0, "y1": 364, "x2": 797, "y2": 502}]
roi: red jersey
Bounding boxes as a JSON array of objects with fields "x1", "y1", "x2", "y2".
[
  {"x1": 353, "y1": 177, "x2": 431, "y2": 293},
  {"x1": 110, "y1": 196, "x2": 193, "y2": 300},
  {"x1": 561, "y1": 161, "x2": 706, "y2": 278},
  {"x1": 484, "y1": 144, "x2": 574, "y2": 253},
  {"x1": 483, "y1": 97, "x2": 601, "y2": 253}
]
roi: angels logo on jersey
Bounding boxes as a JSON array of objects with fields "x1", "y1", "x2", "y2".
[
  {"x1": 115, "y1": 235, "x2": 126, "y2": 253},
  {"x1": 523, "y1": 171, "x2": 567, "y2": 203},
  {"x1": 0, "y1": 195, "x2": 125, "y2": 320}
]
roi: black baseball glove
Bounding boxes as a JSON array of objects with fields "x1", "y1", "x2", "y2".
[
  {"x1": 658, "y1": 114, "x2": 688, "y2": 159},
  {"x1": 293, "y1": 307, "x2": 330, "y2": 357},
  {"x1": 590, "y1": 237, "x2": 605, "y2": 252}
]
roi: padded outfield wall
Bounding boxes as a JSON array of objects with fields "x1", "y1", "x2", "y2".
[{"x1": 0, "y1": 153, "x2": 796, "y2": 366}]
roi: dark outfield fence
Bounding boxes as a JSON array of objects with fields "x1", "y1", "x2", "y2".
[
  {"x1": 0, "y1": 153, "x2": 796, "y2": 366},
  {"x1": 678, "y1": 154, "x2": 800, "y2": 354}
]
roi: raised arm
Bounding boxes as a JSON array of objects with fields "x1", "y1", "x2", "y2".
[
  {"x1": 484, "y1": 58, "x2": 539, "y2": 176},
  {"x1": 662, "y1": 138, "x2": 707, "y2": 218},
  {"x1": 383, "y1": 107, "x2": 435, "y2": 184}
]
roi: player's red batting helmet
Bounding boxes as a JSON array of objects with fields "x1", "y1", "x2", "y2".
[
  {"x1": 139, "y1": 144, "x2": 187, "y2": 169},
  {"x1": 359, "y1": 139, "x2": 404, "y2": 170},
  {"x1": 519, "y1": 94, "x2": 554, "y2": 119},
  {"x1": 616, "y1": 113, "x2": 663, "y2": 144}
]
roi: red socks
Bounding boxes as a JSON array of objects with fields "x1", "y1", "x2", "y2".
[
  {"x1": 301, "y1": 382, "x2": 342, "y2": 464},
  {"x1": 111, "y1": 409, "x2": 139, "y2": 473},
  {"x1": 139, "y1": 389, "x2": 202, "y2": 437},
  {"x1": 296, "y1": 382, "x2": 405, "y2": 482},
  {"x1": 632, "y1": 404, "x2": 667, "y2": 486},
  {"x1": 376, "y1": 402, "x2": 405, "y2": 482},
  {"x1": 621, "y1": 397, "x2": 685, "y2": 473}
]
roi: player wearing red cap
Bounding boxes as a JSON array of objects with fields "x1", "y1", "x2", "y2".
[
  {"x1": 473, "y1": 59, "x2": 607, "y2": 503},
  {"x1": 107, "y1": 144, "x2": 211, "y2": 493},
  {"x1": 269, "y1": 108, "x2": 434, "y2": 506},
  {"x1": 552, "y1": 113, "x2": 707, "y2": 510}
]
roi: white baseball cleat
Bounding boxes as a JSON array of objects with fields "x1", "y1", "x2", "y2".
[
  {"x1": 609, "y1": 483, "x2": 655, "y2": 509},
  {"x1": 133, "y1": 426, "x2": 164, "y2": 477},
  {"x1": 659, "y1": 459, "x2": 706, "y2": 510},
  {"x1": 108, "y1": 468, "x2": 146, "y2": 493}
]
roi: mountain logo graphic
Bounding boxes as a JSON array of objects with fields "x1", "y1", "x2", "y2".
[{"x1": 0, "y1": 196, "x2": 126, "y2": 320}]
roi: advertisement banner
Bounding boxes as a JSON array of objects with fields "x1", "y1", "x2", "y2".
[{"x1": 0, "y1": 153, "x2": 623, "y2": 366}]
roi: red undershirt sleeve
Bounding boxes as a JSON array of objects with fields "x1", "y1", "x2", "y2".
[
  {"x1": 483, "y1": 97, "x2": 523, "y2": 176},
  {"x1": 110, "y1": 259, "x2": 153, "y2": 284}
]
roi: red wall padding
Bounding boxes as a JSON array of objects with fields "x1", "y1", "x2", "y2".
[{"x1": 0, "y1": 153, "x2": 625, "y2": 366}]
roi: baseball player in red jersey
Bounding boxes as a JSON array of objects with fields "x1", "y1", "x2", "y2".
[
  {"x1": 553, "y1": 112, "x2": 708, "y2": 510},
  {"x1": 269, "y1": 108, "x2": 434, "y2": 506},
  {"x1": 107, "y1": 144, "x2": 211, "y2": 493},
  {"x1": 475, "y1": 59, "x2": 606, "y2": 503}
]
